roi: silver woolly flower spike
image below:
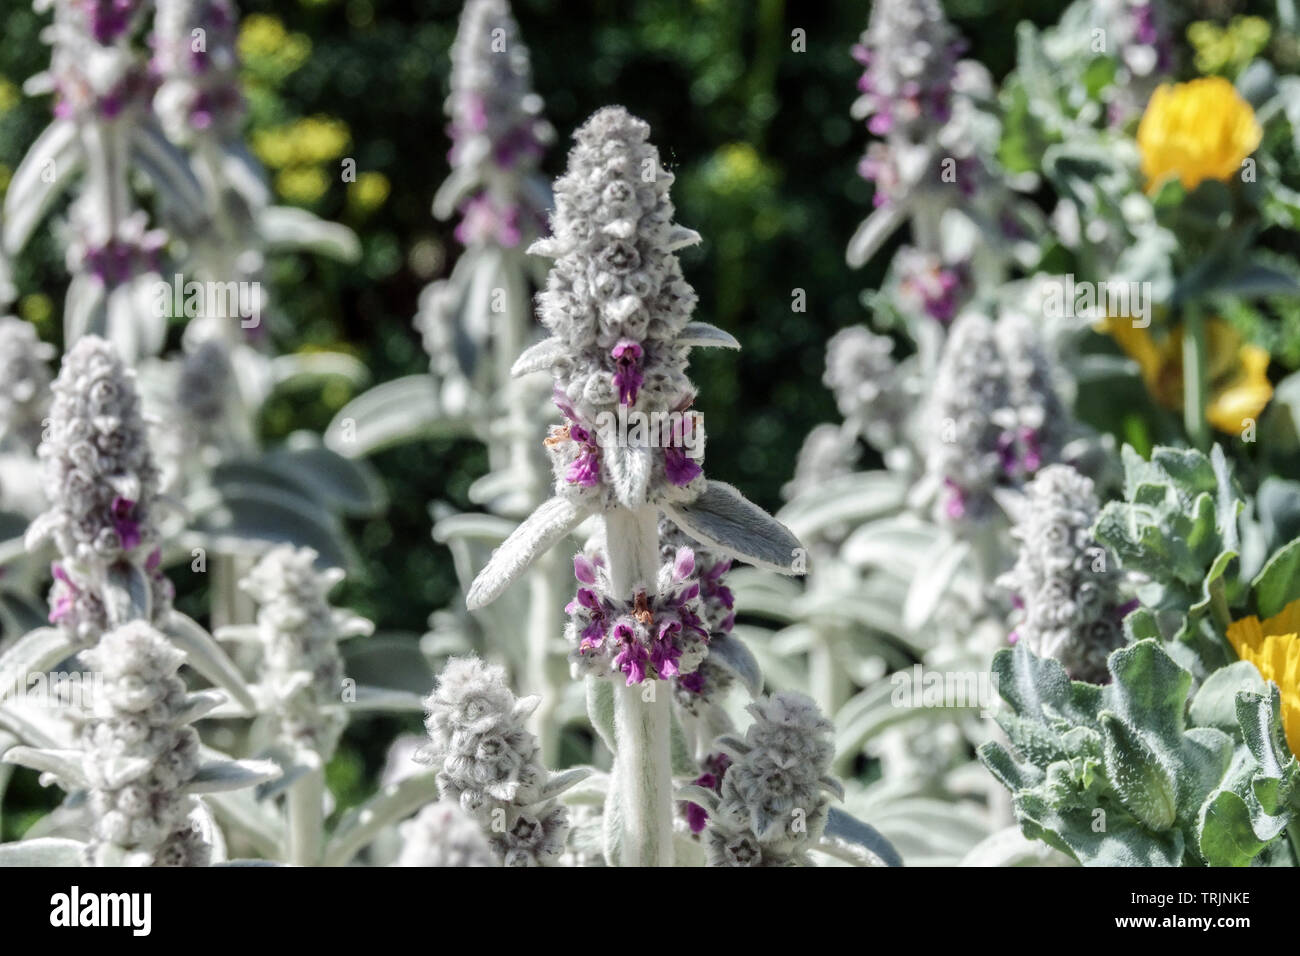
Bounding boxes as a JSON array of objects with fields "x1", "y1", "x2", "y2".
[
  {"x1": 239, "y1": 545, "x2": 373, "y2": 761},
  {"x1": 418, "y1": 656, "x2": 585, "y2": 866},
  {"x1": 26, "y1": 336, "x2": 174, "y2": 642},
  {"x1": 3, "y1": 619, "x2": 280, "y2": 867},
  {"x1": 998, "y1": 464, "x2": 1129, "y2": 683},
  {"x1": 467, "y1": 107, "x2": 801, "y2": 609},
  {"x1": 701, "y1": 692, "x2": 844, "y2": 867}
]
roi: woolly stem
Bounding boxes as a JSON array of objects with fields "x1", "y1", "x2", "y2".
[
  {"x1": 604, "y1": 505, "x2": 674, "y2": 867},
  {"x1": 611, "y1": 679, "x2": 674, "y2": 867},
  {"x1": 1182, "y1": 305, "x2": 1210, "y2": 451},
  {"x1": 287, "y1": 760, "x2": 325, "y2": 867},
  {"x1": 527, "y1": 549, "x2": 564, "y2": 766}
]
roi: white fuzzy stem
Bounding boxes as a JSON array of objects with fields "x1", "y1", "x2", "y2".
[
  {"x1": 287, "y1": 760, "x2": 324, "y2": 867},
  {"x1": 603, "y1": 506, "x2": 673, "y2": 867},
  {"x1": 527, "y1": 549, "x2": 563, "y2": 766},
  {"x1": 612, "y1": 679, "x2": 674, "y2": 867}
]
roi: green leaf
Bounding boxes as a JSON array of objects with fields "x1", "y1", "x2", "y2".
[
  {"x1": 1099, "y1": 712, "x2": 1176, "y2": 831},
  {"x1": 1251, "y1": 538, "x2": 1300, "y2": 618}
]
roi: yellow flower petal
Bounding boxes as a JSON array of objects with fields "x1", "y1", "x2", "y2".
[
  {"x1": 1227, "y1": 599, "x2": 1300, "y2": 758},
  {"x1": 1137, "y1": 77, "x2": 1262, "y2": 192}
]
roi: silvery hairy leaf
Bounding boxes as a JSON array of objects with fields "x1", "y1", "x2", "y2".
[
  {"x1": 163, "y1": 612, "x2": 258, "y2": 712},
  {"x1": 258, "y1": 206, "x2": 362, "y2": 262},
  {"x1": 2, "y1": 119, "x2": 82, "y2": 255},
  {"x1": 0, "y1": 628, "x2": 80, "y2": 702},
  {"x1": 465, "y1": 496, "x2": 587, "y2": 609},
  {"x1": 186, "y1": 759, "x2": 283, "y2": 794},
  {"x1": 662, "y1": 480, "x2": 804, "y2": 574},
  {"x1": 326, "y1": 374, "x2": 474, "y2": 458},
  {"x1": 0, "y1": 837, "x2": 85, "y2": 866},
  {"x1": 676, "y1": 323, "x2": 741, "y2": 350}
]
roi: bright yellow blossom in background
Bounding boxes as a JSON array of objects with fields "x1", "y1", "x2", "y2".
[
  {"x1": 1227, "y1": 599, "x2": 1300, "y2": 758},
  {"x1": 1100, "y1": 316, "x2": 1273, "y2": 433},
  {"x1": 1137, "y1": 77, "x2": 1261, "y2": 191}
]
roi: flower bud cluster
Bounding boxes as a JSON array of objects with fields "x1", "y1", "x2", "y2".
[
  {"x1": 998, "y1": 464, "x2": 1130, "y2": 683},
  {"x1": 420, "y1": 656, "x2": 569, "y2": 866},
  {"x1": 79, "y1": 620, "x2": 208, "y2": 867},
  {"x1": 706, "y1": 693, "x2": 839, "y2": 867},
  {"x1": 564, "y1": 543, "x2": 709, "y2": 686},
  {"x1": 240, "y1": 545, "x2": 372, "y2": 760},
  {"x1": 530, "y1": 107, "x2": 709, "y2": 511},
  {"x1": 27, "y1": 337, "x2": 173, "y2": 644}
]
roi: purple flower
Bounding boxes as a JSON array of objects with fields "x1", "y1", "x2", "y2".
[
  {"x1": 84, "y1": 0, "x2": 139, "y2": 45},
  {"x1": 943, "y1": 479, "x2": 967, "y2": 521},
  {"x1": 672, "y1": 546, "x2": 695, "y2": 582},
  {"x1": 611, "y1": 339, "x2": 644, "y2": 406},
  {"x1": 651, "y1": 620, "x2": 683, "y2": 679},
  {"x1": 574, "y1": 554, "x2": 597, "y2": 585},
  {"x1": 110, "y1": 496, "x2": 142, "y2": 550},
  {"x1": 613, "y1": 623, "x2": 648, "y2": 685},
  {"x1": 664, "y1": 415, "x2": 702, "y2": 486},
  {"x1": 551, "y1": 390, "x2": 603, "y2": 487}
]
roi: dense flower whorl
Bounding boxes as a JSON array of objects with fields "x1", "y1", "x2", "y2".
[
  {"x1": 80, "y1": 620, "x2": 208, "y2": 867},
  {"x1": 0, "y1": 316, "x2": 56, "y2": 451},
  {"x1": 444, "y1": 0, "x2": 552, "y2": 246},
  {"x1": 395, "y1": 801, "x2": 497, "y2": 868},
  {"x1": 926, "y1": 313, "x2": 1013, "y2": 523},
  {"x1": 658, "y1": 517, "x2": 737, "y2": 712},
  {"x1": 998, "y1": 465, "x2": 1129, "y2": 683},
  {"x1": 926, "y1": 312, "x2": 1069, "y2": 524},
  {"x1": 894, "y1": 247, "x2": 969, "y2": 325},
  {"x1": 420, "y1": 657, "x2": 569, "y2": 866},
  {"x1": 152, "y1": 0, "x2": 244, "y2": 143},
  {"x1": 998, "y1": 312, "x2": 1069, "y2": 481},
  {"x1": 240, "y1": 546, "x2": 371, "y2": 759},
  {"x1": 706, "y1": 693, "x2": 839, "y2": 867},
  {"x1": 564, "y1": 543, "x2": 709, "y2": 686},
  {"x1": 46, "y1": 0, "x2": 155, "y2": 123},
  {"x1": 823, "y1": 325, "x2": 908, "y2": 452},
  {"x1": 853, "y1": 0, "x2": 963, "y2": 143},
  {"x1": 27, "y1": 336, "x2": 173, "y2": 640},
  {"x1": 531, "y1": 106, "x2": 708, "y2": 511}
]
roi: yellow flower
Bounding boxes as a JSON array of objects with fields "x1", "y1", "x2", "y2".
[
  {"x1": 275, "y1": 166, "x2": 329, "y2": 204},
  {"x1": 1136, "y1": 77, "x2": 1261, "y2": 191},
  {"x1": 1098, "y1": 317, "x2": 1272, "y2": 433},
  {"x1": 252, "y1": 117, "x2": 350, "y2": 169},
  {"x1": 347, "y1": 171, "x2": 390, "y2": 213},
  {"x1": 1226, "y1": 600, "x2": 1300, "y2": 758}
]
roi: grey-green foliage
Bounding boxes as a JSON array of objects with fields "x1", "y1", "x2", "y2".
[
  {"x1": 979, "y1": 639, "x2": 1298, "y2": 866},
  {"x1": 1093, "y1": 444, "x2": 1244, "y2": 659},
  {"x1": 1094, "y1": 445, "x2": 1241, "y2": 602}
]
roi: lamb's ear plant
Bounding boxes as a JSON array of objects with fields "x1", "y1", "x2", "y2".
[
  {"x1": 983, "y1": 442, "x2": 1300, "y2": 867},
  {"x1": 979, "y1": 638, "x2": 1298, "y2": 866},
  {"x1": 417, "y1": 655, "x2": 585, "y2": 866},
  {"x1": 465, "y1": 105, "x2": 803, "y2": 866},
  {"x1": 3, "y1": 0, "x2": 205, "y2": 362},
  {"x1": 324, "y1": 0, "x2": 569, "y2": 760},
  {"x1": 0, "y1": 336, "x2": 278, "y2": 866}
]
